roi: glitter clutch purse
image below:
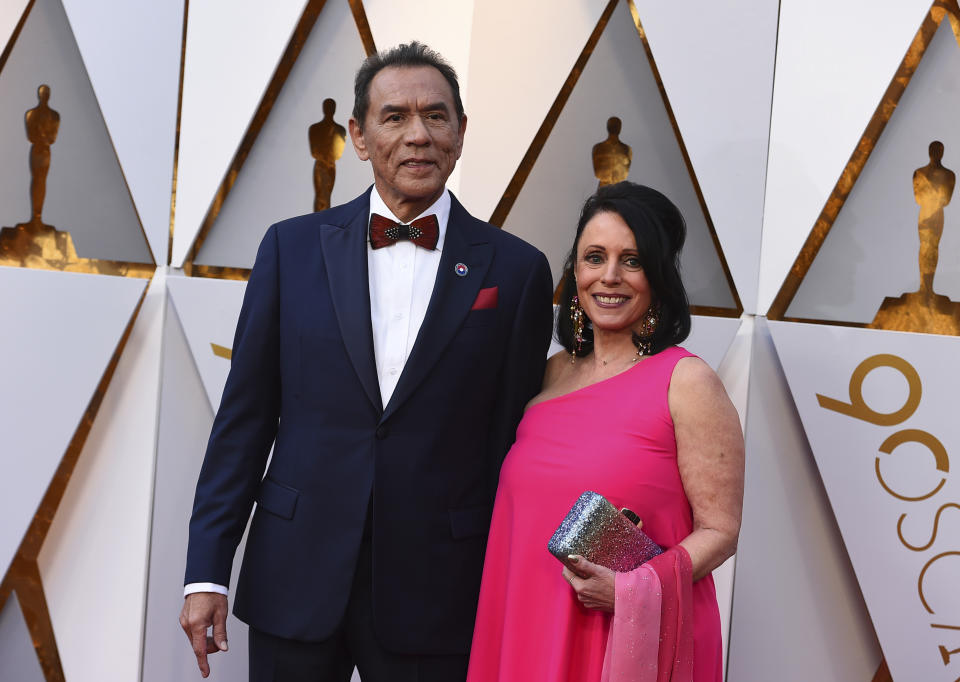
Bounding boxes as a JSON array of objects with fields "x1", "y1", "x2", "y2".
[{"x1": 548, "y1": 491, "x2": 663, "y2": 572}]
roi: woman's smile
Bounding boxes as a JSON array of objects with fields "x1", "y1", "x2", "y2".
[{"x1": 593, "y1": 294, "x2": 630, "y2": 307}]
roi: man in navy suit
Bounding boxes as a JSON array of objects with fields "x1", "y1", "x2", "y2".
[{"x1": 180, "y1": 42, "x2": 553, "y2": 681}]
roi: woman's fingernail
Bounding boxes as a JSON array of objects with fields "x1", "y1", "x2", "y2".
[{"x1": 567, "y1": 555, "x2": 580, "y2": 563}]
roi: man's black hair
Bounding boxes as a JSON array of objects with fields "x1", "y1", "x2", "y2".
[{"x1": 353, "y1": 41, "x2": 465, "y2": 129}]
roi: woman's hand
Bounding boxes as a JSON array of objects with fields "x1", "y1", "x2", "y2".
[{"x1": 562, "y1": 555, "x2": 615, "y2": 612}]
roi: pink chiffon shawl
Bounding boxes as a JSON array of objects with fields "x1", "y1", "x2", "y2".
[{"x1": 601, "y1": 546, "x2": 694, "y2": 682}]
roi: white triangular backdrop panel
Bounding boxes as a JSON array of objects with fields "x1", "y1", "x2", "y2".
[
  {"x1": 0, "y1": 267, "x2": 146, "y2": 579},
  {"x1": 37, "y1": 271, "x2": 165, "y2": 682},
  {"x1": 0, "y1": 1, "x2": 30, "y2": 58},
  {"x1": 458, "y1": 0, "x2": 609, "y2": 219},
  {"x1": 194, "y1": 0, "x2": 370, "y2": 269},
  {"x1": 635, "y1": 0, "x2": 777, "y2": 314},
  {"x1": 788, "y1": 20, "x2": 960, "y2": 322},
  {"x1": 61, "y1": 0, "x2": 184, "y2": 265},
  {"x1": 166, "y1": 275, "x2": 248, "y2": 411},
  {"x1": 171, "y1": 0, "x2": 308, "y2": 266},
  {"x1": 0, "y1": 594, "x2": 45, "y2": 682},
  {"x1": 770, "y1": 320, "x2": 960, "y2": 681},
  {"x1": 141, "y1": 302, "x2": 249, "y2": 682},
  {"x1": 759, "y1": 0, "x2": 932, "y2": 313},
  {"x1": 501, "y1": 0, "x2": 735, "y2": 309},
  {"x1": 0, "y1": 0, "x2": 152, "y2": 263},
  {"x1": 364, "y1": 0, "x2": 476, "y2": 198},
  {"x1": 683, "y1": 315, "x2": 742, "y2": 370},
  {"x1": 726, "y1": 318, "x2": 882, "y2": 681}
]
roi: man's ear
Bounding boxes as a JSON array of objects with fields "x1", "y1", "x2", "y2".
[
  {"x1": 454, "y1": 114, "x2": 467, "y2": 159},
  {"x1": 348, "y1": 118, "x2": 369, "y2": 161}
]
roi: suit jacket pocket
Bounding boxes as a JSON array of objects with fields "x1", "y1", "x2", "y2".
[
  {"x1": 448, "y1": 506, "x2": 492, "y2": 540},
  {"x1": 257, "y1": 477, "x2": 299, "y2": 520}
]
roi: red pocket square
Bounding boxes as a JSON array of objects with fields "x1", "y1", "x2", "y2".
[{"x1": 471, "y1": 286, "x2": 498, "y2": 310}]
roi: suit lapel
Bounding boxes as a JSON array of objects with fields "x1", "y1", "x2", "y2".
[
  {"x1": 319, "y1": 193, "x2": 383, "y2": 413},
  {"x1": 382, "y1": 197, "x2": 492, "y2": 422}
]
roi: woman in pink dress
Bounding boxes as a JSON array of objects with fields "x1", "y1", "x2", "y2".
[{"x1": 467, "y1": 183, "x2": 744, "y2": 682}]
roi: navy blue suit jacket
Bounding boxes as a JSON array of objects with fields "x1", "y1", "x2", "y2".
[{"x1": 185, "y1": 189, "x2": 553, "y2": 655}]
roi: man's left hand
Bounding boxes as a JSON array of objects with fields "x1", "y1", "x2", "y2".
[{"x1": 562, "y1": 555, "x2": 615, "y2": 612}]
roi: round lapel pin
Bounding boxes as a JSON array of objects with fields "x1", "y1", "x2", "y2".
[{"x1": 455, "y1": 263, "x2": 468, "y2": 277}]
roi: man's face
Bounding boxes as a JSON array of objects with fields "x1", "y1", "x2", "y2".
[{"x1": 349, "y1": 65, "x2": 466, "y2": 222}]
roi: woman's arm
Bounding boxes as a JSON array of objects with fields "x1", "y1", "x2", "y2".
[{"x1": 670, "y1": 356, "x2": 745, "y2": 581}]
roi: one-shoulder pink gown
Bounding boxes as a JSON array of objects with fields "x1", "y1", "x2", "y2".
[{"x1": 467, "y1": 346, "x2": 722, "y2": 681}]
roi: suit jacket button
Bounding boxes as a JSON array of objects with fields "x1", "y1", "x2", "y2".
[{"x1": 375, "y1": 425, "x2": 388, "y2": 440}]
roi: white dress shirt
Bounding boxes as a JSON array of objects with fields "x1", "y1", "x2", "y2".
[
  {"x1": 367, "y1": 188, "x2": 449, "y2": 406},
  {"x1": 184, "y1": 187, "x2": 450, "y2": 598}
]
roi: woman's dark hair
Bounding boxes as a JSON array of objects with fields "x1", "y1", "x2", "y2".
[{"x1": 556, "y1": 182, "x2": 691, "y2": 357}]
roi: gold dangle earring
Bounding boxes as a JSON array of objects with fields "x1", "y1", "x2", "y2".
[
  {"x1": 570, "y1": 295, "x2": 585, "y2": 364},
  {"x1": 633, "y1": 302, "x2": 661, "y2": 358}
]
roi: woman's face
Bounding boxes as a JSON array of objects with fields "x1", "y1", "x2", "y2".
[{"x1": 575, "y1": 211, "x2": 653, "y2": 333}]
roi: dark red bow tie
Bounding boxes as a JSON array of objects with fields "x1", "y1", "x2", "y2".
[{"x1": 369, "y1": 213, "x2": 439, "y2": 250}]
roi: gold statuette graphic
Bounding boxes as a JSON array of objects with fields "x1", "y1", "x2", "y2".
[
  {"x1": 871, "y1": 140, "x2": 960, "y2": 334},
  {"x1": 27, "y1": 84, "x2": 60, "y2": 227},
  {"x1": 914, "y1": 140, "x2": 955, "y2": 296},
  {"x1": 0, "y1": 85, "x2": 152, "y2": 277},
  {"x1": 309, "y1": 97, "x2": 346, "y2": 212},
  {"x1": 592, "y1": 116, "x2": 631, "y2": 188}
]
